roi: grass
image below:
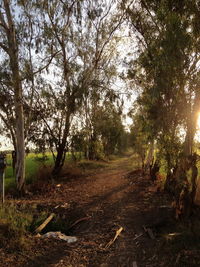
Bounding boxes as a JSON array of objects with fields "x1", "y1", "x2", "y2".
[
  {"x1": 4, "y1": 151, "x2": 133, "y2": 192},
  {"x1": 4, "y1": 153, "x2": 55, "y2": 191},
  {"x1": 0, "y1": 198, "x2": 82, "y2": 252},
  {"x1": 4, "y1": 151, "x2": 110, "y2": 191},
  {"x1": 4, "y1": 152, "x2": 82, "y2": 191},
  {"x1": 0, "y1": 203, "x2": 70, "y2": 252},
  {"x1": 0, "y1": 204, "x2": 33, "y2": 251}
]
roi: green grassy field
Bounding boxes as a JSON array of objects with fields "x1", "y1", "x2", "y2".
[
  {"x1": 5, "y1": 153, "x2": 53, "y2": 190},
  {"x1": 4, "y1": 152, "x2": 82, "y2": 191}
]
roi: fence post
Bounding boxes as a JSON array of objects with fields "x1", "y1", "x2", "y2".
[{"x1": 0, "y1": 153, "x2": 6, "y2": 204}]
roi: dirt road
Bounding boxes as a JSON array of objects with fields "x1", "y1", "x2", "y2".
[{"x1": 3, "y1": 156, "x2": 175, "y2": 267}]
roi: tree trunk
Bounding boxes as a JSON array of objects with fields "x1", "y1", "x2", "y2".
[
  {"x1": 144, "y1": 141, "x2": 154, "y2": 174},
  {"x1": 150, "y1": 160, "x2": 160, "y2": 181},
  {"x1": 53, "y1": 145, "x2": 66, "y2": 175},
  {"x1": 184, "y1": 120, "x2": 194, "y2": 157},
  {"x1": 3, "y1": 0, "x2": 25, "y2": 192},
  {"x1": 52, "y1": 114, "x2": 70, "y2": 176},
  {"x1": 184, "y1": 91, "x2": 200, "y2": 157},
  {"x1": 173, "y1": 91, "x2": 200, "y2": 218}
]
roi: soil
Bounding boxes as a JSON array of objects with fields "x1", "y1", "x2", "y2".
[{"x1": 1, "y1": 155, "x2": 200, "y2": 267}]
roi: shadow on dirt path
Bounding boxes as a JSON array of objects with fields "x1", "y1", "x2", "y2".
[{"x1": 20, "y1": 156, "x2": 174, "y2": 267}]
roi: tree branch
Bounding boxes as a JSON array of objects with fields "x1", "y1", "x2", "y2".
[{"x1": 0, "y1": 41, "x2": 9, "y2": 53}]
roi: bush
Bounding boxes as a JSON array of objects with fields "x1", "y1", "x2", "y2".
[
  {"x1": 27, "y1": 164, "x2": 54, "y2": 194},
  {"x1": 0, "y1": 203, "x2": 71, "y2": 252}
]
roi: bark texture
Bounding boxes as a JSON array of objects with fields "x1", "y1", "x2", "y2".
[{"x1": 2, "y1": 0, "x2": 25, "y2": 191}]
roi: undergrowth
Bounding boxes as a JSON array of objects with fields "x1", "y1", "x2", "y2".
[
  {"x1": 0, "y1": 203, "x2": 69, "y2": 252},
  {"x1": 0, "y1": 204, "x2": 33, "y2": 251},
  {"x1": 158, "y1": 216, "x2": 200, "y2": 266}
]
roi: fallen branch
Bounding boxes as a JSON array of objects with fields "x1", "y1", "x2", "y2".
[
  {"x1": 133, "y1": 233, "x2": 143, "y2": 240},
  {"x1": 105, "y1": 227, "x2": 123, "y2": 249},
  {"x1": 68, "y1": 216, "x2": 91, "y2": 230},
  {"x1": 35, "y1": 213, "x2": 55, "y2": 233}
]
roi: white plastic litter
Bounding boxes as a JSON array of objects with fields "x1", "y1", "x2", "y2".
[{"x1": 42, "y1": 231, "x2": 77, "y2": 243}]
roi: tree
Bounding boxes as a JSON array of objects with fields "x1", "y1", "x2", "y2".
[
  {"x1": 123, "y1": 0, "x2": 200, "y2": 216},
  {"x1": 95, "y1": 101, "x2": 125, "y2": 157},
  {"x1": 0, "y1": 0, "x2": 25, "y2": 191},
  {"x1": 32, "y1": 0, "x2": 125, "y2": 174}
]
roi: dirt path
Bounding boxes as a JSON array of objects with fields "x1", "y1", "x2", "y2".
[{"x1": 4, "y1": 156, "x2": 175, "y2": 267}]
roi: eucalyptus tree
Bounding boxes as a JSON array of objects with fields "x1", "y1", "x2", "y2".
[
  {"x1": 123, "y1": 0, "x2": 200, "y2": 216},
  {"x1": 0, "y1": 0, "x2": 26, "y2": 191},
  {"x1": 32, "y1": 0, "x2": 125, "y2": 174},
  {"x1": 0, "y1": 81, "x2": 16, "y2": 150},
  {"x1": 0, "y1": 0, "x2": 58, "y2": 191},
  {"x1": 125, "y1": 0, "x2": 200, "y2": 157},
  {"x1": 96, "y1": 101, "x2": 125, "y2": 156}
]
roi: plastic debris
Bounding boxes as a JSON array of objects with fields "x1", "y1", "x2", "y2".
[{"x1": 42, "y1": 231, "x2": 77, "y2": 243}]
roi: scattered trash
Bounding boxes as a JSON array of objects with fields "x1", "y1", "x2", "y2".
[
  {"x1": 42, "y1": 231, "x2": 78, "y2": 243},
  {"x1": 35, "y1": 213, "x2": 55, "y2": 233},
  {"x1": 105, "y1": 226, "x2": 123, "y2": 249}
]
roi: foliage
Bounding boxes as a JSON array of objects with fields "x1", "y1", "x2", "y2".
[
  {"x1": 129, "y1": 112, "x2": 149, "y2": 167},
  {"x1": 123, "y1": 0, "x2": 200, "y2": 216},
  {"x1": 124, "y1": 0, "x2": 200, "y2": 160}
]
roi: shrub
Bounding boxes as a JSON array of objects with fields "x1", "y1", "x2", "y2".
[{"x1": 27, "y1": 164, "x2": 54, "y2": 194}]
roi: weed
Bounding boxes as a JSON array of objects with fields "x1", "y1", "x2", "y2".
[{"x1": 0, "y1": 204, "x2": 33, "y2": 251}]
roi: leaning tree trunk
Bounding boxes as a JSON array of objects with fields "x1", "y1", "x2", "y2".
[{"x1": 3, "y1": 0, "x2": 25, "y2": 192}]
